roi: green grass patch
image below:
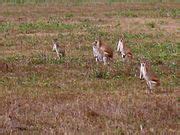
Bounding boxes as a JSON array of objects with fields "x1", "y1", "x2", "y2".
[
  {"x1": 64, "y1": 13, "x2": 74, "y2": 18},
  {"x1": 3, "y1": 54, "x2": 26, "y2": 63},
  {"x1": 93, "y1": 69, "x2": 111, "y2": 79},
  {"x1": 28, "y1": 53, "x2": 65, "y2": 65},
  {"x1": 118, "y1": 10, "x2": 138, "y2": 17},
  {"x1": 124, "y1": 32, "x2": 153, "y2": 40},
  {"x1": 0, "y1": 22, "x2": 13, "y2": 32},
  {"x1": 0, "y1": 21, "x2": 76, "y2": 33},
  {"x1": 133, "y1": 42, "x2": 179, "y2": 65},
  {"x1": 19, "y1": 22, "x2": 75, "y2": 32}
]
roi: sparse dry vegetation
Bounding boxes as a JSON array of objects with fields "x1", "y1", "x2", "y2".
[{"x1": 0, "y1": 1, "x2": 179, "y2": 134}]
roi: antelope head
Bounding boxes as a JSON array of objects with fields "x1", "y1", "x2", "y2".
[
  {"x1": 93, "y1": 39, "x2": 101, "y2": 48},
  {"x1": 139, "y1": 59, "x2": 150, "y2": 79},
  {"x1": 117, "y1": 38, "x2": 124, "y2": 52}
]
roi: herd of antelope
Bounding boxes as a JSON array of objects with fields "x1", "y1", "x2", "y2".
[{"x1": 52, "y1": 36, "x2": 160, "y2": 93}]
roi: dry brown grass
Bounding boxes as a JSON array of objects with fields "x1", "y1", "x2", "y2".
[{"x1": 0, "y1": 90, "x2": 179, "y2": 134}]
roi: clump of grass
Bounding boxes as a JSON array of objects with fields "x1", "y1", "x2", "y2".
[
  {"x1": 95, "y1": 70, "x2": 110, "y2": 79},
  {"x1": 91, "y1": 66, "x2": 111, "y2": 79},
  {"x1": 146, "y1": 21, "x2": 156, "y2": 28}
]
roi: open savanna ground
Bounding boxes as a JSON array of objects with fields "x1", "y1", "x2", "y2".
[{"x1": 0, "y1": 1, "x2": 179, "y2": 134}]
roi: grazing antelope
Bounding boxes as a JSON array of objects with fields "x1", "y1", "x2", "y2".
[
  {"x1": 140, "y1": 59, "x2": 160, "y2": 92},
  {"x1": 116, "y1": 38, "x2": 133, "y2": 62},
  {"x1": 52, "y1": 39, "x2": 65, "y2": 59},
  {"x1": 92, "y1": 39, "x2": 113, "y2": 65}
]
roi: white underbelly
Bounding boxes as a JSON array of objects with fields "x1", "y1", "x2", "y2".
[{"x1": 93, "y1": 47, "x2": 103, "y2": 61}]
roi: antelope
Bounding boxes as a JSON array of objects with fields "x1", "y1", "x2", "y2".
[
  {"x1": 52, "y1": 39, "x2": 65, "y2": 59},
  {"x1": 92, "y1": 43, "x2": 103, "y2": 62},
  {"x1": 92, "y1": 39, "x2": 113, "y2": 65},
  {"x1": 116, "y1": 38, "x2": 133, "y2": 62},
  {"x1": 140, "y1": 59, "x2": 160, "y2": 92}
]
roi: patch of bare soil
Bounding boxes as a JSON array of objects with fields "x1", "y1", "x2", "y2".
[{"x1": 160, "y1": 20, "x2": 180, "y2": 33}]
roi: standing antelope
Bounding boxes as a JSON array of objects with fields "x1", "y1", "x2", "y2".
[
  {"x1": 92, "y1": 43, "x2": 103, "y2": 62},
  {"x1": 52, "y1": 39, "x2": 65, "y2": 59},
  {"x1": 92, "y1": 39, "x2": 113, "y2": 65},
  {"x1": 140, "y1": 59, "x2": 160, "y2": 92},
  {"x1": 116, "y1": 38, "x2": 133, "y2": 62}
]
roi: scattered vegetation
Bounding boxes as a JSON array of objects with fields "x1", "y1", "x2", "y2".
[
  {"x1": 0, "y1": 1, "x2": 179, "y2": 134},
  {"x1": 28, "y1": 53, "x2": 66, "y2": 65},
  {"x1": 0, "y1": 22, "x2": 13, "y2": 32},
  {"x1": 0, "y1": 22, "x2": 76, "y2": 33}
]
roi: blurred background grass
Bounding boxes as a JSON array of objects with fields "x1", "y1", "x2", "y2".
[{"x1": 0, "y1": 0, "x2": 179, "y2": 4}]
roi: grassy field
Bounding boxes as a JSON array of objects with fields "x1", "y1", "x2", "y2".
[
  {"x1": 0, "y1": 1, "x2": 179, "y2": 134},
  {"x1": 1, "y1": 0, "x2": 180, "y2": 5}
]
